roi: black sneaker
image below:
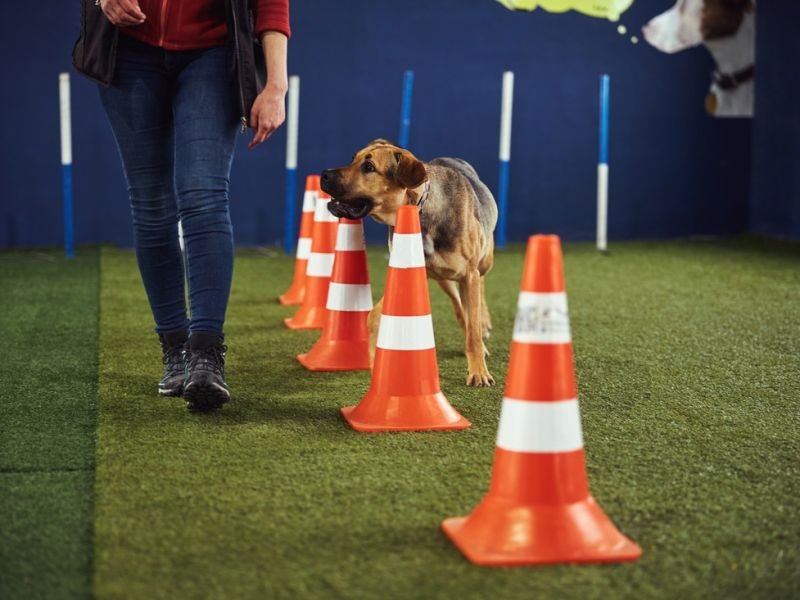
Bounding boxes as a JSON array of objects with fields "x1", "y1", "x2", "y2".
[
  {"x1": 183, "y1": 332, "x2": 230, "y2": 412},
  {"x1": 158, "y1": 329, "x2": 188, "y2": 397}
]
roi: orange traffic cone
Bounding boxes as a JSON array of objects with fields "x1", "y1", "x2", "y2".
[
  {"x1": 341, "y1": 205, "x2": 470, "y2": 432},
  {"x1": 442, "y1": 234, "x2": 641, "y2": 566},
  {"x1": 284, "y1": 190, "x2": 338, "y2": 330},
  {"x1": 278, "y1": 175, "x2": 319, "y2": 305},
  {"x1": 298, "y1": 218, "x2": 372, "y2": 371}
]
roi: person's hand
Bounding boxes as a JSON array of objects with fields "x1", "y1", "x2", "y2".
[
  {"x1": 248, "y1": 84, "x2": 287, "y2": 150},
  {"x1": 99, "y1": 0, "x2": 146, "y2": 27}
]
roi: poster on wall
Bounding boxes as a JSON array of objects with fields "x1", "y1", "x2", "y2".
[
  {"x1": 496, "y1": 0, "x2": 756, "y2": 118},
  {"x1": 495, "y1": 0, "x2": 634, "y2": 21}
]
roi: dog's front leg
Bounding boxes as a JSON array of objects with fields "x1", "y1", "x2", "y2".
[
  {"x1": 367, "y1": 296, "x2": 383, "y2": 369},
  {"x1": 462, "y1": 269, "x2": 495, "y2": 387}
]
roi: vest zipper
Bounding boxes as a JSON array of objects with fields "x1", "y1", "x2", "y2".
[{"x1": 229, "y1": 4, "x2": 249, "y2": 134}]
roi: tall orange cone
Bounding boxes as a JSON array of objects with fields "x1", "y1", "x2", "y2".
[
  {"x1": 278, "y1": 175, "x2": 319, "y2": 305},
  {"x1": 298, "y1": 218, "x2": 372, "y2": 371},
  {"x1": 442, "y1": 235, "x2": 641, "y2": 566},
  {"x1": 341, "y1": 205, "x2": 470, "y2": 432},
  {"x1": 284, "y1": 190, "x2": 338, "y2": 330}
]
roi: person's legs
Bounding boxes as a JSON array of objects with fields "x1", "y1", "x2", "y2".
[
  {"x1": 169, "y1": 46, "x2": 239, "y2": 410},
  {"x1": 99, "y1": 37, "x2": 189, "y2": 335},
  {"x1": 171, "y1": 46, "x2": 239, "y2": 338},
  {"x1": 99, "y1": 37, "x2": 189, "y2": 396}
]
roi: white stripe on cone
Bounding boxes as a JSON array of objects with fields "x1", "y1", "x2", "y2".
[
  {"x1": 302, "y1": 190, "x2": 317, "y2": 212},
  {"x1": 496, "y1": 398, "x2": 584, "y2": 453},
  {"x1": 336, "y1": 223, "x2": 366, "y2": 251},
  {"x1": 389, "y1": 233, "x2": 426, "y2": 269},
  {"x1": 326, "y1": 282, "x2": 373, "y2": 311},
  {"x1": 295, "y1": 238, "x2": 312, "y2": 260},
  {"x1": 512, "y1": 292, "x2": 572, "y2": 344},
  {"x1": 376, "y1": 314, "x2": 435, "y2": 351},
  {"x1": 307, "y1": 252, "x2": 335, "y2": 277},
  {"x1": 314, "y1": 198, "x2": 339, "y2": 223}
]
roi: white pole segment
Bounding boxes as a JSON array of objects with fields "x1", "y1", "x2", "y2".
[
  {"x1": 59, "y1": 73, "x2": 72, "y2": 166},
  {"x1": 286, "y1": 75, "x2": 300, "y2": 169},
  {"x1": 499, "y1": 71, "x2": 514, "y2": 162},
  {"x1": 596, "y1": 164, "x2": 609, "y2": 252}
]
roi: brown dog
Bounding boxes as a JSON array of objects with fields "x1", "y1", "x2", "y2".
[{"x1": 321, "y1": 140, "x2": 498, "y2": 386}]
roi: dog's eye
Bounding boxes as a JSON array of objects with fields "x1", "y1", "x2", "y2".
[{"x1": 362, "y1": 162, "x2": 376, "y2": 174}]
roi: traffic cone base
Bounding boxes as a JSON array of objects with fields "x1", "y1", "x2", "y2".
[
  {"x1": 442, "y1": 496, "x2": 641, "y2": 566},
  {"x1": 297, "y1": 339, "x2": 370, "y2": 371},
  {"x1": 278, "y1": 255, "x2": 308, "y2": 305},
  {"x1": 341, "y1": 391, "x2": 470, "y2": 432},
  {"x1": 283, "y1": 304, "x2": 327, "y2": 330}
]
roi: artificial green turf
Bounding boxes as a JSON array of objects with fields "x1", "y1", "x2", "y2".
[
  {"x1": 91, "y1": 238, "x2": 800, "y2": 599},
  {"x1": 0, "y1": 248, "x2": 99, "y2": 599}
]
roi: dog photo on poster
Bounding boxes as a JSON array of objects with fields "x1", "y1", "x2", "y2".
[{"x1": 498, "y1": 0, "x2": 756, "y2": 118}]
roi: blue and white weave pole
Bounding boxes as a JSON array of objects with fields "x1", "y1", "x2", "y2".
[
  {"x1": 283, "y1": 75, "x2": 300, "y2": 255},
  {"x1": 597, "y1": 74, "x2": 610, "y2": 253},
  {"x1": 497, "y1": 71, "x2": 514, "y2": 249},
  {"x1": 59, "y1": 73, "x2": 75, "y2": 259},
  {"x1": 398, "y1": 70, "x2": 414, "y2": 149}
]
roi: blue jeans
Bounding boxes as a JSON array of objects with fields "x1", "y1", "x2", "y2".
[{"x1": 99, "y1": 35, "x2": 239, "y2": 337}]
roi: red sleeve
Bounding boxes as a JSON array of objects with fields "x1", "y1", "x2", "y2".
[{"x1": 254, "y1": 0, "x2": 291, "y2": 38}]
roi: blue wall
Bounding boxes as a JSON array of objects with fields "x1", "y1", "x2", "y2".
[
  {"x1": 749, "y1": 0, "x2": 800, "y2": 239},
  {"x1": 1, "y1": 0, "x2": 755, "y2": 248}
]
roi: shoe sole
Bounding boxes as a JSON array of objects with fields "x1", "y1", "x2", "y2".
[{"x1": 183, "y1": 380, "x2": 231, "y2": 412}]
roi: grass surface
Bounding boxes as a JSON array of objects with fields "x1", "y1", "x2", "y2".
[
  {"x1": 90, "y1": 238, "x2": 800, "y2": 599},
  {"x1": 2, "y1": 239, "x2": 798, "y2": 598},
  {"x1": 0, "y1": 248, "x2": 99, "y2": 599}
]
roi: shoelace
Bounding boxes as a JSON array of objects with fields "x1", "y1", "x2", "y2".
[
  {"x1": 186, "y1": 345, "x2": 227, "y2": 375},
  {"x1": 162, "y1": 347, "x2": 185, "y2": 376}
]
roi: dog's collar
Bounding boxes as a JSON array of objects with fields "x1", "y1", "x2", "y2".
[
  {"x1": 414, "y1": 180, "x2": 431, "y2": 213},
  {"x1": 712, "y1": 65, "x2": 755, "y2": 91}
]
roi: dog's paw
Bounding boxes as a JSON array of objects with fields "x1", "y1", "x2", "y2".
[{"x1": 466, "y1": 370, "x2": 496, "y2": 387}]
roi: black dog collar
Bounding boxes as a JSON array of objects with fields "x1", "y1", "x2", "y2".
[{"x1": 712, "y1": 65, "x2": 755, "y2": 91}]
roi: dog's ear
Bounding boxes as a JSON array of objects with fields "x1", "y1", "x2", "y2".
[
  {"x1": 702, "y1": 0, "x2": 753, "y2": 39},
  {"x1": 394, "y1": 153, "x2": 427, "y2": 189},
  {"x1": 722, "y1": 0, "x2": 754, "y2": 11}
]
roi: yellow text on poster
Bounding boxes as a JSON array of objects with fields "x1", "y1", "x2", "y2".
[{"x1": 497, "y1": 0, "x2": 635, "y2": 22}]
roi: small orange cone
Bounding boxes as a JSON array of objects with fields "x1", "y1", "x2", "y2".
[
  {"x1": 298, "y1": 218, "x2": 372, "y2": 371},
  {"x1": 284, "y1": 190, "x2": 338, "y2": 330},
  {"x1": 341, "y1": 206, "x2": 470, "y2": 432},
  {"x1": 278, "y1": 175, "x2": 319, "y2": 305},
  {"x1": 442, "y1": 234, "x2": 641, "y2": 566}
]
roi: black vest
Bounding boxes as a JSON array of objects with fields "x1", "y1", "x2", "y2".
[{"x1": 71, "y1": 0, "x2": 265, "y2": 126}]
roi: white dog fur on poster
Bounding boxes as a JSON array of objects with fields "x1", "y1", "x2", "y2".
[{"x1": 643, "y1": 0, "x2": 755, "y2": 118}]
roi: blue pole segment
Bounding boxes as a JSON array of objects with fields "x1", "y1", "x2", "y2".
[
  {"x1": 62, "y1": 164, "x2": 75, "y2": 259},
  {"x1": 283, "y1": 167, "x2": 297, "y2": 256},
  {"x1": 398, "y1": 70, "x2": 414, "y2": 148},
  {"x1": 599, "y1": 74, "x2": 610, "y2": 165},
  {"x1": 496, "y1": 159, "x2": 510, "y2": 249}
]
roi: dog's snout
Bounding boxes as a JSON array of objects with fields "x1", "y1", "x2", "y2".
[{"x1": 320, "y1": 168, "x2": 343, "y2": 197}]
